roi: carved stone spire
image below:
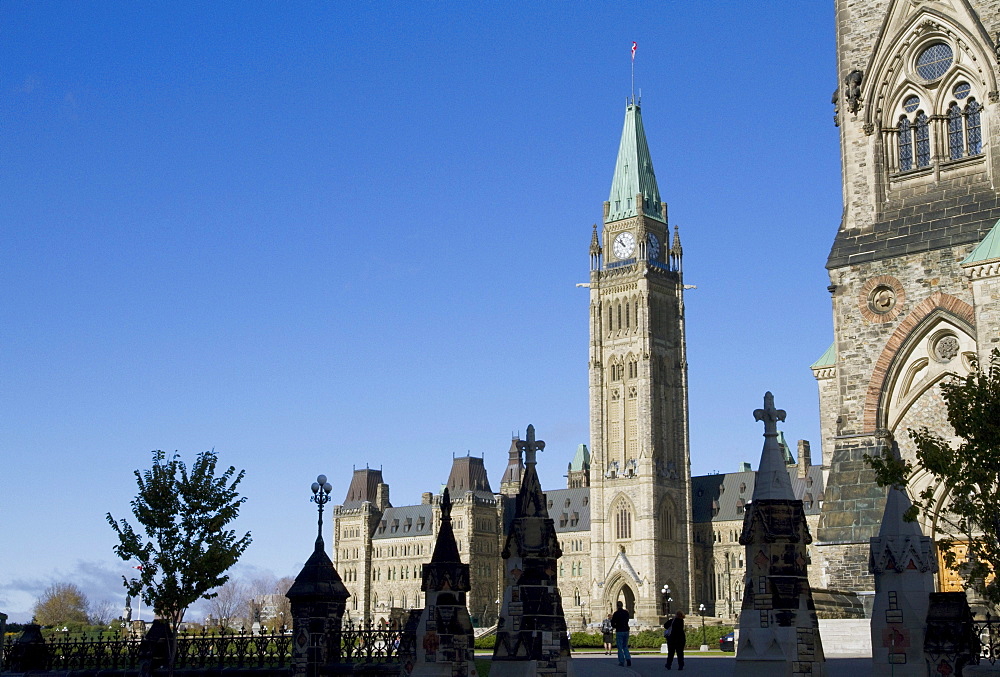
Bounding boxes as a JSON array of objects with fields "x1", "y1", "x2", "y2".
[{"x1": 752, "y1": 392, "x2": 795, "y2": 501}]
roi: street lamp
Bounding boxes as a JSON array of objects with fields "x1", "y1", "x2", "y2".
[
  {"x1": 698, "y1": 603, "x2": 707, "y2": 651},
  {"x1": 660, "y1": 585, "x2": 672, "y2": 616},
  {"x1": 310, "y1": 474, "x2": 333, "y2": 543}
]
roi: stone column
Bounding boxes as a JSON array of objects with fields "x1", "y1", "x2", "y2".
[{"x1": 735, "y1": 393, "x2": 826, "y2": 677}]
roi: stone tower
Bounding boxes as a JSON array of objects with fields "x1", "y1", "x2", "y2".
[
  {"x1": 815, "y1": 0, "x2": 1000, "y2": 602},
  {"x1": 588, "y1": 99, "x2": 692, "y2": 625}
]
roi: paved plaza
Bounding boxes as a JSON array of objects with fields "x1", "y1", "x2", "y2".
[{"x1": 567, "y1": 653, "x2": 873, "y2": 677}]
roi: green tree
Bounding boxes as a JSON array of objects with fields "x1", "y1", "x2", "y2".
[
  {"x1": 866, "y1": 348, "x2": 1000, "y2": 607},
  {"x1": 106, "y1": 450, "x2": 252, "y2": 663},
  {"x1": 33, "y1": 583, "x2": 89, "y2": 627}
]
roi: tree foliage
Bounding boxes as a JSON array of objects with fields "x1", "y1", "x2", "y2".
[
  {"x1": 866, "y1": 348, "x2": 1000, "y2": 607},
  {"x1": 106, "y1": 449, "x2": 252, "y2": 641},
  {"x1": 33, "y1": 583, "x2": 89, "y2": 627}
]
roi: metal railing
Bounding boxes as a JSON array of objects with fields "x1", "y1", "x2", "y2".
[
  {"x1": 2, "y1": 628, "x2": 293, "y2": 672},
  {"x1": 340, "y1": 620, "x2": 403, "y2": 664},
  {"x1": 974, "y1": 613, "x2": 1000, "y2": 665}
]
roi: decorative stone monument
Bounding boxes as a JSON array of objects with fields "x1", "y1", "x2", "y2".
[
  {"x1": 402, "y1": 488, "x2": 477, "y2": 677},
  {"x1": 287, "y1": 475, "x2": 350, "y2": 677},
  {"x1": 491, "y1": 425, "x2": 574, "y2": 677},
  {"x1": 734, "y1": 393, "x2": 825, "y2": 677},
  {"x1": 869, "y1": 436, "x2": 938, "y2": 676}
]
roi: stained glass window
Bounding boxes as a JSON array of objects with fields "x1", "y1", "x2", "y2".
[
  {"x1": 949, "y1": 103, "x2": 964, "y2": 160},
  {"x1": 899, "y1": 116, "x2": 913, "y2": 171},
  {"x1": 915, "y1": 112, "x2": 931, "y2": 167},
  {"x1": 903, "y1": 95, "x2": 920, "y2": 113},
  {"x1": 916, "y1": 43, "x2": 953, "y2": 81},
  {"x1": 954, "y1": 82, "x2": 971, "y2": 100},
  {"x1": 967, "y1": 99, "x2": 982, "y2": 155}
]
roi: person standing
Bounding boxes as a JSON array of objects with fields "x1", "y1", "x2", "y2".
[
  {"x1": 664, "y1": 610, "x2": 686, "y2": 670},
  {"x1": 611, "y1": 601, "x2": 632, "y2": 667},
  {"x1": 600, "y1": 614, "x2": 614, "y2": 655}
]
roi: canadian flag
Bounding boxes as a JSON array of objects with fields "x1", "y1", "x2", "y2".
[{"x1": 631, "y1": 42, "x2": 637, "y2": 61}]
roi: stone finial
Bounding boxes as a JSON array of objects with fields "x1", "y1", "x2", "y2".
[
  {"x1": 517, "y1": 424, "x2": 545, "y2": 467},
  {"x1": 752, "y1": 392, "x2": 794, "y2": 501}
]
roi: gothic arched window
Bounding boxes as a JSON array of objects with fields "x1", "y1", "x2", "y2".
[
  {"x1": 614, "y1": 501, "x2": 632, "y2": 540},
  {"x1": 898, "y1": 116, "x2": 913, "y2": 171},
  {"x1": 948, "y1": 102, "x2": 964, "y2": 160},
  {"x1": 967, "y1": 99, "x2": 982, "y2": 155},
  {"x1": 915, "y1": 112, "x2": 931, "y2": 167}
]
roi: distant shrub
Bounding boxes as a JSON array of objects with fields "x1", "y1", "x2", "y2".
[{"x1": 474, "y1": 634, "x2": 496, "y2": 649}]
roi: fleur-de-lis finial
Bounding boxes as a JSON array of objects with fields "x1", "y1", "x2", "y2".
[
  {"x1": 753, "y1": 392, "x2": 786, "y2": 438},
  {"x1": 517, "y1": 424, "x2": 545, "y2": 467}
]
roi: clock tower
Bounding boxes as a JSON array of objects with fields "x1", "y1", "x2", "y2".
[{"x1": 588, "y1": 100, "x2": 693, "y2": 625}]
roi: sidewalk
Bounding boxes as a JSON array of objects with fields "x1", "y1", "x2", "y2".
[{"x1": 568, "y1": 652, "x2": 873, "y2": 677}]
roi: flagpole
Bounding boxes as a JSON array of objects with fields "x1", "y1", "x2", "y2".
[{"x1": 630, "y1": 42, "x2": 637, "y2": 104}]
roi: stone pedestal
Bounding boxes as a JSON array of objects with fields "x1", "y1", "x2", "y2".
[
  {"x1": 869, "y1": 479, "x2": 937, "y2": 677},
  {"x1": 404, "y1": 488, "x2": 477, "y2": 677},
  {"x1": 287, "y1": 535, "x2": 350, "y2": 677},
  {"x1": 735, "y1": 393, "x2": 825, "y2": 677},
  {"x1": 924, "y1": 592, "x2": 977, "y2": 677},
  {"x1": 491, "y1": 425, "x2": 574, "y2": 677}
]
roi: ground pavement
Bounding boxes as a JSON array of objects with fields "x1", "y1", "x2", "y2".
[{"x1": 568, "y1": 652, "x2": 873, "y2": 677}]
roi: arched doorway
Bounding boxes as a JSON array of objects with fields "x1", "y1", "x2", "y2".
[{"x1": 616, "y1": 584, "x2": 636, "y2": 616}]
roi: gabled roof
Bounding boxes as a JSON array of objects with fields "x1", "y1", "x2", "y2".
[
  {"x1": 372, "y1": 504, "x2": 435, "y2": 540},
  {"x1": 962, "y1": 218, "x2": 1000, "y2": 265},
  {"x1": 691, "y1": 465, "x2": 824, "y2": 523},
  {"x1": 545, "y1": 487, "x2": 591, "y2": 533},
  {"x1": 606, "y1": 102, "x2": 665, "y2": 224}
]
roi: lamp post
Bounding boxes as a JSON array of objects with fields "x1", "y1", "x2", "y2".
[
  {"x1": 698, "y1": 603, "x2": 708, "y2": 651},
  {"x1": 310, "y1": 474, "x2": 333, "y2": 543},
  {"x1": 660, "y1": 585, "x2": 671, "y2": 616}
]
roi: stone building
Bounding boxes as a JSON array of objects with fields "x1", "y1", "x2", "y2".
[{"x1": 812, "y1": 0, "x2": 1000, "y2": 611}]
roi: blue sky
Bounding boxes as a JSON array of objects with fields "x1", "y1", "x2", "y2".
[{"x1": 1, "y1": 2, "x2": 840, "y2": 622}]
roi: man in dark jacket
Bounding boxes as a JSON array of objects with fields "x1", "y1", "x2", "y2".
[
  {"x1": 664, "y1": 611, "x2": 686, "y2": 670},
  {"x1": 611, "y1": 601, "x2": 632, "y2": 667}
]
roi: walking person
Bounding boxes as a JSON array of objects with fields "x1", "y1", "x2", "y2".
[
  {"x1": 611, "y1": 601, "x2": 632, "y2": 667},
  {"x1": 664, "y1": 611, "x2": 686, "y2": 670},
  {"x1": 600, "y1": 614, "x2": 614, "y2": 655}
]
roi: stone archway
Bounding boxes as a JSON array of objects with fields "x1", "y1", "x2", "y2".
[{"x1": 615, "y1": 583, "x2": 636, "y2": 616}]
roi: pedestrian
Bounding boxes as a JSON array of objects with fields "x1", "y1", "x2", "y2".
[
  {"x1": 664, "y1": 610, "x2": 686, "y2": 670},
  {"x1": 611, "y1": 601, "x2": 632, "y2": 667},
  {"x1": 600, "y1": 614, "x2": 614, "y2": 655}
]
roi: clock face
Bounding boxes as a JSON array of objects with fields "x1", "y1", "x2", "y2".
[
  {"x1": 613, "y1": 231, "x2": 636, "y2": 259},
  {"x1": 647, "y1": 233, "x2": 661, "y2": 261}
]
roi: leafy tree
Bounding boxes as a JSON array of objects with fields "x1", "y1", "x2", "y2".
[
  {"x1": 866, "y1": 348, "x2": 1000, "y2": 607},
  {"x1": 106, "y1": 450, "x2": 252, "y2": 663},
  {"x1": 33, "y1": 583, "x2": 89, "y2": 627}
]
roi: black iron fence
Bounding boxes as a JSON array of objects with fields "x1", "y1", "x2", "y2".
[
  {"x1": 974, "y1": 614, "x2": 1000, "y2": 665},
  {"x1": 340, "y1": 620, "x2": 402, "y2": 664},
  {"x1": 2, "y1": 628, "x2": 293, "y2": 672}
]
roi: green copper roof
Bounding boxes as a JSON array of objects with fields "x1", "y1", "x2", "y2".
[
  {"x1": 962, "y1": 218, "x2": 1000, "y2": 265},
  {"x1": 606, "y1": 102, "x2": 664, "y2": 224},
  {"x1": 777, "y1": 431, "x2": 795, "y2": 466},
  {"x1": 570, "y1": 444, "x2": 590, "y2": 472},
  {"x1": 811, "y1": 343, "x2": 835, "y2": 369}
]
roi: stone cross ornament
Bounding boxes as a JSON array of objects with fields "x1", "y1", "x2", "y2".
[
  {"x1": 517, "y1": 424, "x2": 545, "y2": 466},
  {"x1": 753, "y1": 391, "x2": 786, "y2": 435}
]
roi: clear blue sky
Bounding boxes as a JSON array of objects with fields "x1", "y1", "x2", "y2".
[{"x1": 1, "y1": 2, "x2": 840, "y2": 622}]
